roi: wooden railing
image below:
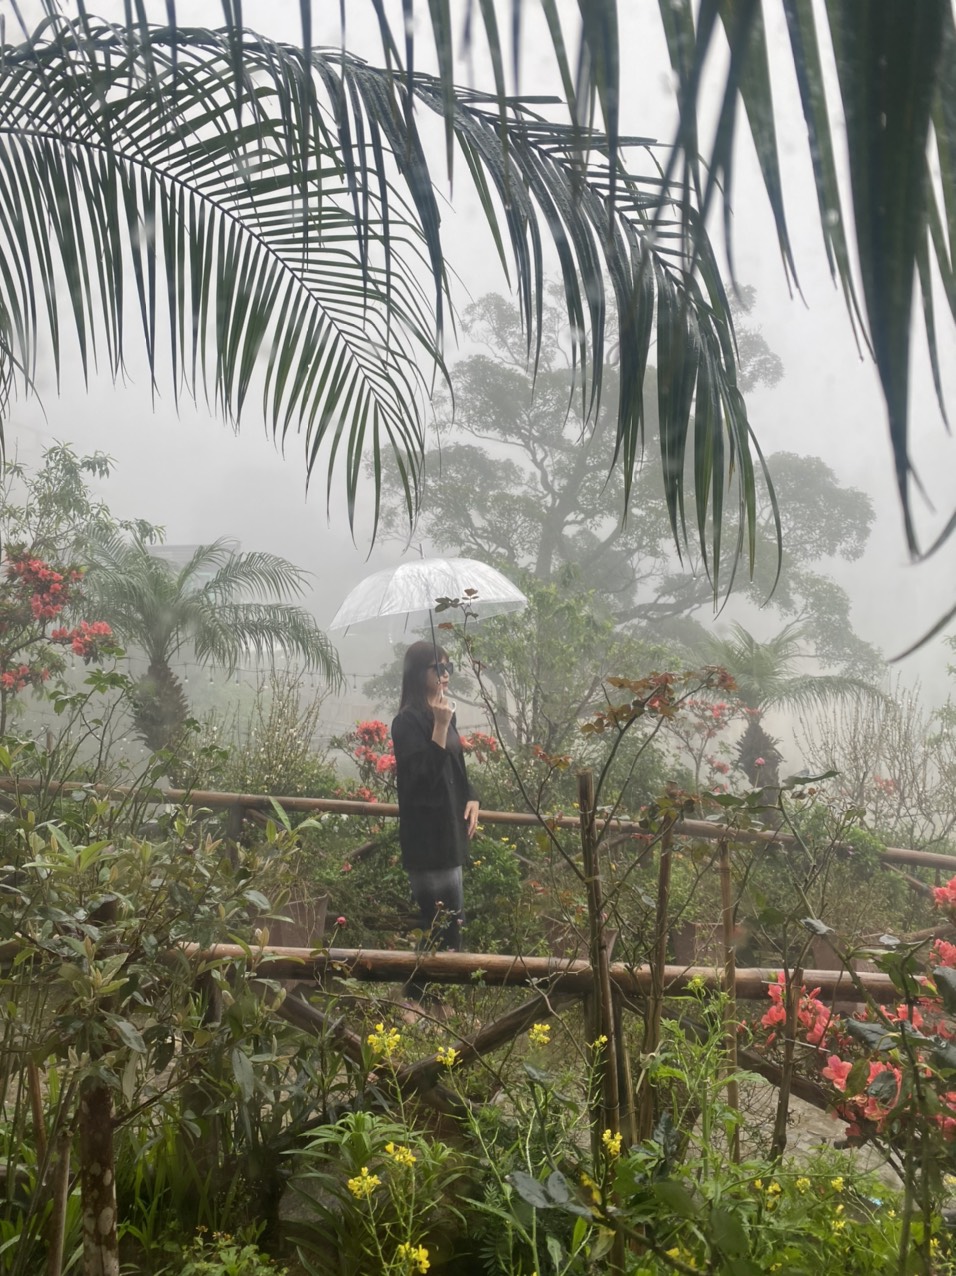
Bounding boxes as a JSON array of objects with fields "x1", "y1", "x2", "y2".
[{"x1": 1, "y1": 776, "x2": 954, "y2": 871}]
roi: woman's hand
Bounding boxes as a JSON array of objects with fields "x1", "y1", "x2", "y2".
[
  {"x1": 432, "y1": 697, "x2": 454, "y2": 735},
  {"x1": 464, "y1": 800, "x2": 480, "y2": 839}
]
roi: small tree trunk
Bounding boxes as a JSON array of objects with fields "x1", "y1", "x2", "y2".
[
  {"x1": 719, "y1": 839, "x2": 740, "y2": 1163},
  {"x1": 78, "y1": 1079, "x2": 119, "y2": 1276},
  {"x1": 577, "y1": 769, "x2": 626, "y2": 1275},
  {"x1": 638, "y1": 806, "x2": 675, "y2": 1141},
  {"x1": 47, "y1": 1126, "x2": 73, "y2": 1276}
]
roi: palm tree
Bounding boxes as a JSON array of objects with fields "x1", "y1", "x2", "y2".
[
  {"x1": 86, "y1": 537, "x2": 342, "y2": 753},
  {"x1": 0, "y1": 3, "x2": 765, "y2": 606},
  {"x1": 703, "y1": 622, "x2": 882, "y2": 788}
]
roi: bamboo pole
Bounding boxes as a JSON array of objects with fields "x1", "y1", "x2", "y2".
[
  {"x1": 0, "y1": 778, "x2": 952, "y2": 872},
  {"x1": 182, "y1": 943, "x2": 902, "y2": 1001}
]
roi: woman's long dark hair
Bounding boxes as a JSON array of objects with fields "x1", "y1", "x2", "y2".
[{"x1": 398, "y1": 639, "x2": 447, "y2": 716}]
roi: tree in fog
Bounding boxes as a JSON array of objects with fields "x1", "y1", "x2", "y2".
[{"x1": 381, "y1": 291, "x2": 882, "y2": 679}]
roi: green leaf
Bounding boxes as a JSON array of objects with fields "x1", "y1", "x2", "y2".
[
  {"x1": 546, "y1": 1233, "x2": 564, "y2": 1271},
  {"x1": 800, "y1": 916, "x2": 833, "y2": 937},
  {"x1": 934, "y1": 966, "x2": 956, "y2": 1015},
  {"x1": 932, "y1": 1038, "x2": 956, "y2": 1073},
  {"x1": 651, "y1": 1180, "x2": 698, "y2": 1219},
  {"x1": 231, "y1": 1047, "x2": 255, "y2": 1102},
  {"x1": 507, "y1": 1170, "x2": 551, "y2": 1210},
  {"x1": 105, "y1": 1014, "x2": 146, "y2": 1054},
  {"x1": 710, "y1": 1203, "x2": 748, "y2": 1258},
  {"x1": 846, "y1": 1019, "x2": 895, "y2": 1053},
  {"x1": 868, "y1": 1069, "x2": 900, "y2": 1106}
]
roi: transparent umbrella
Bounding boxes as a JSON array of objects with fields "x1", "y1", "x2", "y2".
[{"x1": 328, "y1": 556, "x2": 527, "y2": 635}]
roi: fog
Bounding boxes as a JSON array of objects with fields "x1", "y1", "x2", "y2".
[{"x1": 7, "y1": 1, "x2": 956, "y2": 748}]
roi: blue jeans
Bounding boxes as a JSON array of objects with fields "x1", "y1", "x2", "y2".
[{"x1": 404, "y1": 864, "x2": 464, "y2": 1001}]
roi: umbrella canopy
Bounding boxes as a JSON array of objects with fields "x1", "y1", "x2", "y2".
[{"x1": 329, "y1": 557, "x2": 527, "y2": 633}]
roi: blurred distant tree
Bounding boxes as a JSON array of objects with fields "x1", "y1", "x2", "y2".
[
  {"x1": 380, "y1": 292, "x2": 881, "y2": 679},
  {"x1": 86, "y1": 537, "x2": 342, "y2": 753},
  {"x1": 0, "y1": 444, "x2": 162, "y2": 560}
]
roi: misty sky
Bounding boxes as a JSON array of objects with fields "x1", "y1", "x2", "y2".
[{"x1": 7, "y1": 1, "x2": 956, "y2": 735}]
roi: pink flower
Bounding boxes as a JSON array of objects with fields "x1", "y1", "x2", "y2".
[
  {"x1": 822, "y1": 1055, "x2": 853, "y2": 1091},
  {"x1": 754, "y1": 756, "x2": 766, "y2": 767},
  {"x1": 335, "y1": 916, "x2": 347, "y2": 927},
  {"x1": 341, "y1": 862, "x2": 352, "y2": 873},
  {"x1": 934, "y1": 875, "x2": 956, "y2": 909}
]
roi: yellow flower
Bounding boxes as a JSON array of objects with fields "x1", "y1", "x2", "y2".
[
  {"x1": 529, "y1": 1022, "x2": 551, "y2": 1047},
  {"x1": 795, "y1": 1177, "x2": 810, "y2": 1193},
  {"x1": 664, "y1": 1249, "x2": 698, "y2": 1270},
  {"x1": 753, "y1": 1179, "x2": 763, "y2": 1191},
  {"x1": 766, "y1": 1181, "x2": 781, "y2": 1196},
  {"x1": 830, "y1": 1176, "x2": 844, "y2": 1193},
  {"x1": 386, "y1": 1142, "x2": 417, "y2": 1167},
  {"x1": 367, "y1": 1022, "x2": 402, "y2": 1058},
  {"x1": 580, "y1": 1171, "x2": 601, "y2": 1205},
  {"x1": 590, "y1": 1034, "x2": 609, "y2": 1048},
  {"x1": 602, "y1": 1129, "x2": 623, "y2": 1158},
  {"x1": 346, "y1": 1167, "x2": 380, "y2": 1199},
  {"x1": 435, "y1": 1045, "x2": 460, "y2": 1067},
  {"x1": 396, "y1": 1242, "x2": 430, "y2": 1273},
  {"x1": 833, "y1": 1219, "x2": 846, "y2": 1232}
]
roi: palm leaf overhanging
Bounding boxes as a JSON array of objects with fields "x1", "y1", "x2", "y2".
[
  {"x1": 0, "y1": 6, "x2": 770, "y2": 597},
  {"x1": 408, "y1": 0, "x2": 956, "y2": 567}
]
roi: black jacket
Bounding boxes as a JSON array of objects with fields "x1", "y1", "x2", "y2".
[{"x1": 391, "y1": 705, "x2": 478, "y2": 872}]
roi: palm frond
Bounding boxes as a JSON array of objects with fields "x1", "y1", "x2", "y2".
[
  {"x1": 195, "y1": 549, "x2": 312, "y2": 604},
  {"x1": 703, "y1": 620, "x2": 882, "y2": 713},
  {"x1": 759, "y1": 672, "x2": 884, "y2": 715},
  {"x1": 192, "y1": 601, "x2": 343, "y2": 688},
  {"x1": 490, "y1": 0, "x2": 954, "y2": 562},
  {"x1": 0, "y1": 13, "x2": 767, "y2": 593}
]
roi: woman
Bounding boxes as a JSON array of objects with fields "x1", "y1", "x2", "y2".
[{"x1": 391, "y1": 640, "x2": 480, "y2": 1012}]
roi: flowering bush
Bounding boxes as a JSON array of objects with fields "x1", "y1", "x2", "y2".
[
  {"x1": 753, "y1": 875, "x2": 956, "y2": 1187},
  {"x1": 338, "y1": 719, "x2": 397, "y2": 800},
  {"x1": 0, "y1": 547, "x2": 114, "y2": 729}
]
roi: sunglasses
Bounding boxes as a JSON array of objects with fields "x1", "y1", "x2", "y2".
[{"x1": 431, "y1": 661, "x2": 455, "y2": 677}]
